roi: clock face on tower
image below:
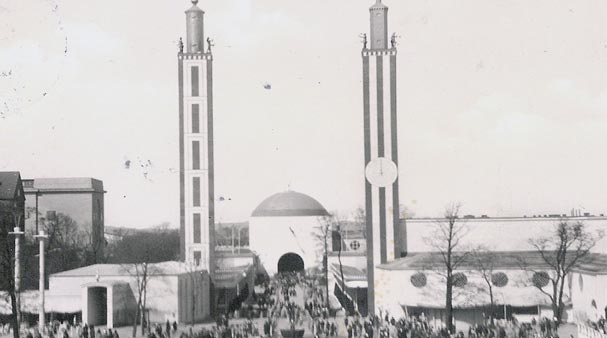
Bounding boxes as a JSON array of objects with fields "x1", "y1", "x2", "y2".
[{"x1": 365, "y1": 157, "x2": 398, "y2": 187}]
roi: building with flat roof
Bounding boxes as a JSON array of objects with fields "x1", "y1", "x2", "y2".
[
  {"x1": 23, "y1": 177, "x2": 105, "y2": 260},
  {"x1": 329, "y1": 214, "x2": 607, "y2": 328}
]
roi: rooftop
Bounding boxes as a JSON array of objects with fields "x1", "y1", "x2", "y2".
[
  {"x1": 23, "y1": 177, "x2": 105, "y2": 193},
  {"x1": 51, "y1": 261, "x2": 198, "y2": 278},
  {"x1": 378, "y1": 251, "x2": 607, "y2": 274},
  {"x1": 251, "y1": 190, "x2": 329, "y2": 217}
]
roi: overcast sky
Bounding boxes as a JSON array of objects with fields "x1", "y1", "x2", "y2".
[{"x1": 1, "y1": 0, "x2": 606, "y2": 228}]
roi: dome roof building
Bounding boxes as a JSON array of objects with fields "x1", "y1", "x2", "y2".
[
  {"x1": 249, "y1": 190, "x2": 330, "y2": 276},
  {"x1": 251, "y1": 191, "x2": 329, "y2": 217}
]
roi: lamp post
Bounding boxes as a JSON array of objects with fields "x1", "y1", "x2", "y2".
[
  {"x1": 34, "y1": 230, "x2": 48, "y2": 331},
  {"x1": 8, "y1": 226, "x2": 25, "y2": 324}
]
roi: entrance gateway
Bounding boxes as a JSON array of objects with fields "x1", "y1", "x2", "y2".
[
  {"x1": 82, "y1": 281, "x2": 136, "y2": 328},
  {"x1": 277, "y1": 252, "x2": 304, "y2": 273}
]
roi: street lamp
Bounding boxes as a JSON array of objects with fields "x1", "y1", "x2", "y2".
[
  {"x1": 8, "y1": 226, "x2": 25, "y2": 324},
  {"x1": 34, "y1": 230, "x2": 48, "y2": 331}
]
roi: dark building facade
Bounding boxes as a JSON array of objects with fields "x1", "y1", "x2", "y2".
[{"x1": 0, "y1": 171, "x2": 25, "y2": 230}]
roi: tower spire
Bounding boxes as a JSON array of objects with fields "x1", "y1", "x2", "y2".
[
  {"x1": 369, "y1": 0, "x2": 388, "y2": 49},
  {"x1": 185, "y1": 0, "x2": 205, "y2": 53}
]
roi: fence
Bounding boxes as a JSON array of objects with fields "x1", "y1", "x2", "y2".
[{"x1": 578, "y1": 323, "x2": 607, "y2": 338}]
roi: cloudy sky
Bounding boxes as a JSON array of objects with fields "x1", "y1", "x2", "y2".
[{"x1": 1, "y1": 0, "x2": 606, "y2": 228}]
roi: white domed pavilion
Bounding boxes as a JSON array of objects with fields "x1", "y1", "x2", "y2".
[{"x1": 249, "y1": 190, "x2": 330, "y2": 275}]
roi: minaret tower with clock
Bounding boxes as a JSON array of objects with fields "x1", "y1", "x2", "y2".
[
  {"x1": 178, "y1": 0, "x2": 215, "y2": 272},
  {"x1": 362, "y1": 0, "x2": 402, "y2": 315}
]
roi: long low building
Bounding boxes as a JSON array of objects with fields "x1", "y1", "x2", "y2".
[
  {"x1": 328, "y1": 215, "x2": 607, "y2": 329},
  {"x1": 0, "y1": 257, "x2": 259, "y2": 327},
  {"x1": 375, "y1": 251, "x2": 607, "y2": 326},
  {"x1": 47, "y1": 261, "x2": 211, "y2": 327}
]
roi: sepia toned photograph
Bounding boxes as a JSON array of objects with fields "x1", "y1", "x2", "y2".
[{"x1": 1, "y1": 2, "x2": 606, "y2": 338}]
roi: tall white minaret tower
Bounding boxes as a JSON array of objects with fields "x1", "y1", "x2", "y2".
[
  {"x1": 178, "y1": 0, "x2": 215, "y2": 272},
  {"x1": 362, "y1": 0, "x2": 402, "y2": 316}
]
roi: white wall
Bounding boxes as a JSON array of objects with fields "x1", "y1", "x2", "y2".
[
  {"x1": 374, "y1": 268, "x2": 561, "y2": 320},
  {"x1": 570, "y1": 273, "x2": 607, "y2": 322},
  {"x1": 404, "y1": 217, "x2": 607, "y2": 253},
  {"x1": 49, "y1": 273, "x2": 180, "y2": 321},
  {"x1": 249, "y1": 216, "x2": 322, "y2": 275}
]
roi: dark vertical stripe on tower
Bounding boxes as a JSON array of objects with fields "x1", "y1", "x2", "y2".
[
  {"x1": 379, "y1": 186, "x2": 386, "y2": 263},
  {"x1": 207, "y1": 57, "x2": 215, "y2": 276},
  {"x1": 362, "y1": 52, "x2": 374, "y2": 316},
  {"x1": 390, "y1": 53, "x2": 403, "y2": 257},
  {"x1": 178, "y1": 57, "x2": 185, "y2": 262},
  {"x1": 376, "y1": 56, "x2": 387, "y2": 263},
  {"x1": 376, "y1": 57, "x2": 385, "y2": 156}
]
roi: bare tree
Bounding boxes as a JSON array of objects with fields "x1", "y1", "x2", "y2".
[
  {"x1": 122, "y1": 262, "x2": 158, "y2": 337},
  {"x1": 423, "y1": 203, "x2": 469, "y2": 333},
  {"x1": 312, "y1": 216, "x2": 332, "y2": 309},
  {"x1": 82, "y1": 228, "x2": 106, "y2": 265},
  {"x1": 470, "y1": 246, "x2": 499, "y2": 323},
  {"x1": 112, "y1": 230, "x2": 177, "y2": 336},
  {"x1": 42, "y1": 213, "x2": 90, "y2": 275},
  {"x1": 352, "y1": 207, "x2": 366, "y2": 239},
  {"x1": 521, "y1": 220, "x2": 604, "y2": 326},
  {"x1": 0, "y1": 205, "x2": 24, "y2": 338}
]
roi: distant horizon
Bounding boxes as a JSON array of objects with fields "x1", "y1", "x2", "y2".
[{"x1": 102, "y1": 209, "x2": 607, "y2": 230}]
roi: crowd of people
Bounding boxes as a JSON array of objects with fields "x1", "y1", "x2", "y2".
[
  {"x1": 15, "y1": 321, "x2": 122, "y2": 338},
  {"x1": 586, "y1": 317, "x2": 606, "y2": 335},
  {"x1": 2, "y1": 271, "x2": 594, "y2": 338},
  {"x1": 340, "y1": 312, "x2": 568, "y2": 338}
]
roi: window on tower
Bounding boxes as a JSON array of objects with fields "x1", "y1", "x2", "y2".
[
  {"x1": 193, "y1": 251, "x2": 201, "y2": 266},
  {"x1": 193, "y1": 213, "x2": 201, "y2": 244},
  {"x1": 192, "y1": 141, "x2": 200, "y2": 170},
  {"x1": 192, "y1": 104, "x2": 200, "y2": 133},
  {"x1": 193, "y1": 177, "x2": 201, "y2": 206},
  {"x1": 191, "y1": 66, "x2": 199, "y2": 96}
]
